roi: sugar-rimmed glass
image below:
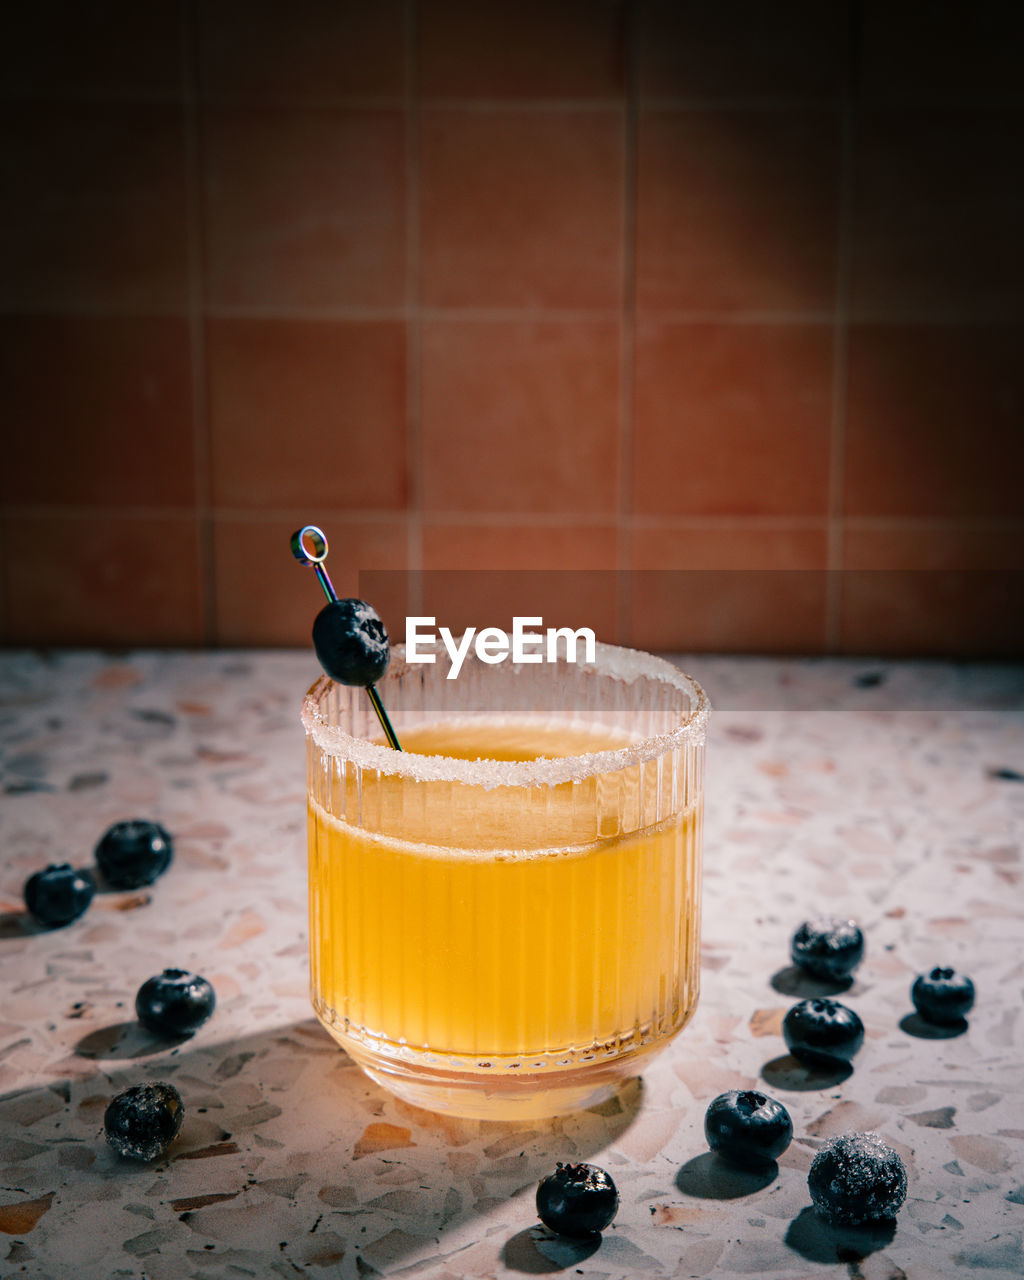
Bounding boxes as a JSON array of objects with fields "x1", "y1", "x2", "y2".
[{"x1": 303, "y1": 640, "x2": 708, "y2": 1120}]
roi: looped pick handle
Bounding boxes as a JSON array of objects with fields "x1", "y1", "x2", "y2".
[{"x1": 290, "y1": 525, "x2": 338, "y2": 603}]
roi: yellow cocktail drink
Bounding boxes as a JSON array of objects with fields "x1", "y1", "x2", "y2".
[{"x1": 303, "y1": 643, "x2": 708, "y2": 1118}]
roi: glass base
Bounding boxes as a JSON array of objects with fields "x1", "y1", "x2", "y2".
[{"x1": 315, "y1": 1004, "x2": 675, "y2": 1120}]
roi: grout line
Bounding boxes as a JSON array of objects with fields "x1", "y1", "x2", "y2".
[
  {"x1": 205, "y1": 304, "x2": 411, "y2": 322},
  {"x1": 5, "y1": 504, "x2": 1021, "y2": 534},
  {"x1": 0, "y1": 506, "x2": 204, "y2": 521},
  {"x1": 630, "y1": 514, "x2": 831, "y2": 532},
  {"x1": 0, "y1": 514, "x2": 8, "y2": 641},
  {"x1": 842, "y1": 516, "x2": 1024, "y2": 532},
  {"x1": 4, "y1": 299, "x2": 1015, "y2": 327},
  {"x1": 4, "y1": 86, "x2": 1019, "y2": 112},
  {"x1": 637, "y1": 97, "x2": 850, "y2": 112},
  {"x1": 417, "y1": 99, "x2": 625, "y2": 113},
  {"x1": 182, "y1": 0, "x2": 215, "y2": 646},
  {"x1": 404, "y1": 0, "x2": 424, "y2": 617},
  {"x1": 615, "y1": 6, "x2": 639, "y2": 647},
  {"x1": 824, "y1": 0, "x2": 861, "y2": 653}
]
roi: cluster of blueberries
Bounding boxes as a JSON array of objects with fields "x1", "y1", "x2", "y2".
[
  {"x1": 102, "y1": 964, "x2": 217, "y2": 1160},
  {"x1": 20, "y1": 818, "x2": 218, "y2": 1162},
  {"x1": 23, "y1": 819, "x2": 174, "y2": 925},
  {"x1": 535, "y1": 916, "x2": 976, "y2": 1240}
]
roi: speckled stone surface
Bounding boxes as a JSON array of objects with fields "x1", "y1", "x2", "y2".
[{"x1": 1, "y1": 651, "x2": 1022, "y2": 1280}]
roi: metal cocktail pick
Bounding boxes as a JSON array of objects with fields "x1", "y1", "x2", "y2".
[{"x1": 290, "y1": 525, "x2": 402, "y2": 751}]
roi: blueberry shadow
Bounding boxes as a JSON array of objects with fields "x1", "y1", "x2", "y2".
[
  {"x1": 675, "y1": 1151, "x2": 778, "y2": 1199},
  {"x1": 899, "y1": 1012, "x2": 968, "y2": 1040},
  {"x1": 75, "y1": 1019, "x2": 189, "y2": 1060},
  {"x1": 5, "y1": 1016, "x2": 639, "y2": 1278},
  {"x1": 770, "y1": 964, "x2": 852, "y2": 999},
  {"x1": 761, "y1": 1054, "x2": 853, "y2": 1092},
  {"x1": 502, "y1": 1226, "x2": 601, "y2": 1273},
  {"x1": 0, "y1": 910, "x2": 45, "y2": 938},
  {"x1": 785, "y1": 1204, "x2": 897, "y2": 1263}
]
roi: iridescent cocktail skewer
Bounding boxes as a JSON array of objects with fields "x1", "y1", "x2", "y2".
[{"x1": 290, "y1": 525, "x2": 402, "y2": 751}]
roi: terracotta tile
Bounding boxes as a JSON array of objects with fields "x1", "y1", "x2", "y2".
[
  {"x1": 844, "y1": 525, "x2": 1024, "y2": 573},
  {"x1": 0, "y1": 1, "x2": 183, "y2": 98},
  {"x1": 418, "y1": 0, "x2": 625, "y2": 99},
  {"x1": 2, "y1": 512, "x2": 202, "y2": 646},
  {"x1": 419, "y1": 109, "x2": 622, "y2": 309},
  {"x1": 844, "y1": 326, "x2": 1024, "y2": 519},
  {"x1": 419, "y1": 521, "x2": 619, "y2": 640},
  {"x1": 424, "y1": 522, "x2": 618, "y2": 572},
  {"x1": 636, "y1": 0, "x2": 849, "y2": 101},
  {"x1": 860, "y1": 2, "x2": 1024, "y2": 102},
  {"x1": 628, "y1": 525, "x2": 829, "y2": 652},
  {"x1": 0, "y1": 104, "x2": 188, "y2": 310},
  {"x1": 0, "y1": 315, "x2": 194, "y2": 507},
  {"x1": 202, "y1": 107, "x2": 405, "y2": 307},
  {"x1": 851, "y1": 110, "x2": 1024, "y2": 317},
  {"x1": 631, "y1": 525, "x2": 828, "y2": 571},
  {"x1": 636, "y1": 109, "x2": 841, "y2": 311},
  {"x1": 206, "y1": 318, "x2": 407, "y2": 510},
  {"x1": 213, "y1": 515, "x2": 409, "y2": 646},
  {"x1": 632, "y1": 322, "x2": 832, "y2": 517},
  {"x1": 840, "y1": 526, "x2": 1024, "y2": 658},
  {"x1": 420, "y1": 320, "x2": 619, "y2": 516},
  {"x1": 198, "y1": 0, "x2": 406, "y2": 101}
]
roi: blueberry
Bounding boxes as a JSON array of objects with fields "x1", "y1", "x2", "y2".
[
  {"x1": 94, "y1": 820, "x2": 173, "y2": 889},
  {"x1": 808, "y1": 1132, "x2": 907, "y2": 1225},
  {"x1": 103, "y1": 1082, "x2": 184, "y2": 1161},
  {"x1": 312, "y1": 598, "x2": 390, "y2": 687},
  {"x1": 536, "y1": 1162, "x2": 618, "y2": 1238},
  {"x1": 783, "y1": 998, "x2": 864, "y2": 1068},
  {"x1": 790, "y1": 916, "x2": 864, "y2": 982},
  {"x1": 704, "y1": 1090, "x2": 793, "y2": 1168},
  {"x1": 136, "y1": 969, "x2": 216, "y2": 1038},
  {"x1": 911, "y1": 967, "x2": 975, "y2": 1025},
  {"x1": 23, "y1": 863, "x2": 95, "y2": 928}
]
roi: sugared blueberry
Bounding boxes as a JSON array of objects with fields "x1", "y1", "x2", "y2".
[
  {"x1": 704, "y1": 1090, "x2": 793, "y2": 1168},
  {"x1": 312, "y1": 598, "x2": 391, "y2": 687},
  {"x1": 95, "y1": 820, "x2": 173, "y2": 889},
  {"x1": 103, "y1": 1082, "x2": 184, "y2": 1161},
  {"x1": 536, "y1": 1162, "x2": 619, "y2": 1238},
  {"x1": 23, "y1": 863, "x2": 95, "y2": 928},
  {"x1": 135, "y1": 969, "x2": 216, "y2": 1038},
  {"x1": 791, "y1": 916, "x2": 864, "y2": 982},
  {"x1": 808, "y1": 1132, "x2": 907, "y2": 1225},
  {"x1": 783, "y1": 998, "x2": 864, "y2": 1068},
  {"x1": 911, "y1": 967, "x2": 975, "y2": 1025}
]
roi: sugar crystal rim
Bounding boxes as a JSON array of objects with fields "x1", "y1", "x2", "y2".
[{"x1": 302, "y1": 641, "x2": 709, "y2": 790}]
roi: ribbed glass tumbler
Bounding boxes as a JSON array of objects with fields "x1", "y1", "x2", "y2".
[{"x1": 303, "y1": 641, "x2": 708, "y2": 1119}]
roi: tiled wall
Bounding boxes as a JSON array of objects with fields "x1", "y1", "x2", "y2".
[{"x1": 1, "y1": 1, "x2": 1021, "y2": 655}]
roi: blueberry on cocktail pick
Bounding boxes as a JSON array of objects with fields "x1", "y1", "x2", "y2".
[
  {"x1": 312, "y1": 598, "x2": 390, "y2": 687},
  {"x1": 290, "y1": 525, "x2": 401, "y2": 750}
]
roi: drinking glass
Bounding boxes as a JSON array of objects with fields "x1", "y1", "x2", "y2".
[{"x1": 303, "y1": 640, "x2": 708, "y2": 1119}]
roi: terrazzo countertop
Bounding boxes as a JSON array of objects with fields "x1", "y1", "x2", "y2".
[{"x1": 1, "y1": 651, "x2": 1023, "y2": 1280}]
